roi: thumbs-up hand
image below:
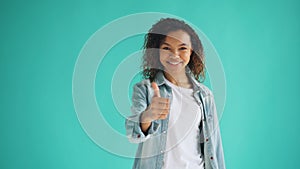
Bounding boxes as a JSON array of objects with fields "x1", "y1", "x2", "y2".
[
  {"x1": 152, "y1": 82, "x2": 161, "y2": 97},
  {"x1": 141, "y1": 82, "x2": 170, "y2": 125}
]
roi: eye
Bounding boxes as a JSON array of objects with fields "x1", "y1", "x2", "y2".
[
  {"x1": 179, "y1": 47, "x2": 187, "y2": 50},
  {"x1": 162, "y1": 46, "x2": 171, "y2": 50}
]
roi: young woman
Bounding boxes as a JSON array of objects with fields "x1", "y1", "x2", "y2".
[{"x1": 125, "y1": 18, "x2": 225, "y2": 169}]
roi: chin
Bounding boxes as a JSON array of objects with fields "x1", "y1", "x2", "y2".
[{"x1": 164, "y1": 68, "x2": 184, "y2": 74}]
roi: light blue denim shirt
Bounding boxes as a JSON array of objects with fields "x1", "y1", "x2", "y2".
[{"x1": 125, "y1": 69, "x2": 226, "y2": 169}]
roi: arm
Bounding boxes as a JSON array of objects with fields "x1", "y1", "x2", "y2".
[
  {"x1": 210, "y1": 95, "x2": 226, "y2": 169},
  {"x1": 125, "y1": 82, "x2": 160, "y2": 143}
]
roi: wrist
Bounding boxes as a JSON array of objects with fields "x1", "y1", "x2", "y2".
[{"x1": 140, "y1": 110, "x2": 152, "y2": 123}]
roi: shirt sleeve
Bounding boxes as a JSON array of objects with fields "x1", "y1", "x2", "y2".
[
  {"x1": 210, "y1": 95, "x2": 226, "y2": 169},
  {"x1": 125, "y1": 81, "x2": 160, "y2": 143}
]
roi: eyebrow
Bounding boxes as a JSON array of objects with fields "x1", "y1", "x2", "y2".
[{"x1": 162, "y1": 42, "x2": 188, "y2": 46}]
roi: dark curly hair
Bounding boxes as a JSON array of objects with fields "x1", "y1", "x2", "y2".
[{"x1": 142, "y1": 18, "x2": 205, "y2": 82}]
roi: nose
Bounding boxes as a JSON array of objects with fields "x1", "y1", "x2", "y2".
[{"x1": 169, "y1": 49, "x2": 179, "y2": 58}]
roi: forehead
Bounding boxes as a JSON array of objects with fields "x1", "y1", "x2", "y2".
[{"x1": 163, "y1": 30, "x2": 191, "y2": 46}]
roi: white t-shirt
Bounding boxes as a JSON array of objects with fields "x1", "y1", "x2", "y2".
[{"x1": 163, "y1": 79, "x2": 204, "y2": 169}]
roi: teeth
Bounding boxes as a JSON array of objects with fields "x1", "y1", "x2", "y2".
[{"x1": 168, "y1": 61, "x2": 180, "y2": 65}]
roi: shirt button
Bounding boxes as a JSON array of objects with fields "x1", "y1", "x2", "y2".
[
  {"x1": 160, "y1": 150, "x2": 163, "y2": 153},
  {"x1": 210, "y1": 157, "x2": 214, "y2": 160},
  {"x1": 137, "y1": 134, "x2": 141, "y2": 138},
  {"x1": 163, "y1": 131, "x2": 166, "y2": 134},
  {"x1": 206, "y1": 138, "x2": 209, "y2": 142}
]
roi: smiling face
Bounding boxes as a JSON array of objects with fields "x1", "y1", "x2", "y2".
[{"x1": 159, "y1": 30, "x2": 192, "y2": 77}]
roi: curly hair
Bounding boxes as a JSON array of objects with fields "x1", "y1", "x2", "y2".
[{"x1": 142, "y1": 18, "x2": 205, "y2": 82}]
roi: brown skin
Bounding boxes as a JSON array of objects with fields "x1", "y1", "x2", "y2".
[
  {"x1": 160, "y1": 30, "x2": 193, "y2": 88},
  {"x1": 140, "y1": 30, "x2": 193, "y2": 133},
  {"x1": 142, "y1": 18, "x2": 205, "y2": 83},
  {"x1": 140, "y1": 82, "x2": 170, "y2": 132}
]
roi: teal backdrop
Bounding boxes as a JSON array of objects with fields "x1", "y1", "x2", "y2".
[{"x1": 1, "y1": 0, "x2": 300, "y2": 169}]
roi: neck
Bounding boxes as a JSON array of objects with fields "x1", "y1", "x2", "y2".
[{"x1": 163, "y1": 70, "x2": 190, "y2": 86}]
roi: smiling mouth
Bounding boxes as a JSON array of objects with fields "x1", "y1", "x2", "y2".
[{"x1": 167, "y1": 61, "x2": 182, "y2": 65}]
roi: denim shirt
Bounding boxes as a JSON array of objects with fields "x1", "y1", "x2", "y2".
[{"x1": 125, "y1": 70, "x2": 226, "y2": 169}]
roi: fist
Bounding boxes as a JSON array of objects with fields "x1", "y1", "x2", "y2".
[{"x1": 141, "y1": 82, "x2": 170, "y2": 122}]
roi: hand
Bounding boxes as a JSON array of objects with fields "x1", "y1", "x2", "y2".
[{"x1": 141, "y1": 82, "x2": 170, "y2": 123}]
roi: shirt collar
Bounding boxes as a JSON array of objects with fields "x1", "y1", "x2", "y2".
[{"x1": 153, "y1": 67, "x2": 210, "y2": 98}]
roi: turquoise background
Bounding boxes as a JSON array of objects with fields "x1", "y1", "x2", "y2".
[{"x1": 1, "y1": 0, "x2": 300, "y2": 169}]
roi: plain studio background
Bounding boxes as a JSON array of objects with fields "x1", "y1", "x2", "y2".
[{"x1": 1, "y1": 0, "x2": 299, "y2": 169}]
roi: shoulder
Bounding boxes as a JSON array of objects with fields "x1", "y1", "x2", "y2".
[
  {"x1": 134, "y1": 79, "x2": 151, "y2": 89},
  {"x1": 188, "y1": 73, "x2": 213, "y2": 98},
  {"x1": 197, "y1": 83, "x2": 214, "y2": 98},
  {"x1": 132, "y1": 79, "x2": 151, "y2": 96}
]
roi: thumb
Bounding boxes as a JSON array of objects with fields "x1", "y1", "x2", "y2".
[{"x1": 151, "y1": 82, "x2": 161, "y2": 97}]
